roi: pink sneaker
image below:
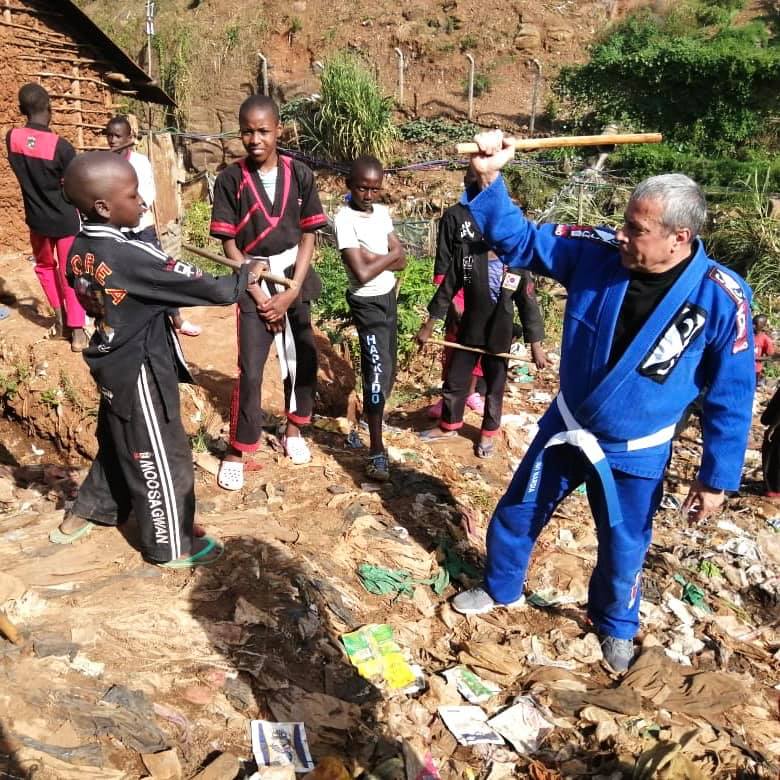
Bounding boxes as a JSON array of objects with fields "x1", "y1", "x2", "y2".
[
  {"x1": 466, "y1": 393, "x2": 485, "y2": 414},
  {"x1": 427, "y1": 398, "x2": 443, "y2": 419}
]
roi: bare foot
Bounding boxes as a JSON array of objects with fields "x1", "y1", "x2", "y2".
[{"x1": 58, "y1": 512, "x2": 89, "y2": 535}]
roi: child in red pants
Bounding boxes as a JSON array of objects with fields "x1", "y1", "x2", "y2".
[{"x1": 6, "y1": 84, "x2": 87, "y2": 350}]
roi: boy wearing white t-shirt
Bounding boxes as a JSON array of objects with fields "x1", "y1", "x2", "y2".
[
  {"x1": 106, "y1": 116, "x2": 201, "y2": 337},
  {"x1": 334, "y1": 156, "x2": 406, "y2": 481}
]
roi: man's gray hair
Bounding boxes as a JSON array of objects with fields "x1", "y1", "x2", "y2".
[{"x1": 630, "y1": 174, "x2": 707, "y2": 236}]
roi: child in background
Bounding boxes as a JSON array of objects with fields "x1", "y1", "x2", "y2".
[
  {"x1": 416, "y1": 213, "x2": 546, "y2": 458},
  {"x1": 754, "y1": 314, "x2": 774, "y2": 386},
  {"x1": 427, "y1": 172, "x2": 547, "y2": 418},
  {"x1": 54, "y1": 151, "x2": 261, "y2": 565},
  {"x1": 105, "y1": 115, "x2": 201, "y2": 337},
  {"x1": 6, "y1": 83, "x2": 87, "y2": 351},
  {"x1": 334, "y1": 156, "x2": 406, "y2": 481},
  {"x1": 210, "y1": 95, "x2": 328, "y2": 487}
]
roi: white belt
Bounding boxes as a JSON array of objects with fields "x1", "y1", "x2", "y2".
[{"x1": 260, "y1": 246, "x2": 299, "y2": 412}]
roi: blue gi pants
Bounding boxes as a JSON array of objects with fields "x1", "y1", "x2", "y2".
[{"x1": 484, "y1": 436, "x2": 663, "y2": 640}]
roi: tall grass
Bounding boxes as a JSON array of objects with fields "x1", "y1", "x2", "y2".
[
  {"x1": 308, "y1": 52, "x2": 398, "y2": 162},
  {"x1": 707, "y1": 170, "x2": 780, "y2": 299}
]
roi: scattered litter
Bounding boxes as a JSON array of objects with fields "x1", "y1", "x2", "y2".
[
  {"x1": 313, "y1": 416, "x2": 351, "y2": 435},
  {"x1": 529, "y1": 391, "x2": 552, "y2": 403},
  {"x1": 31, "y1": 444, "x2": 44, "y2": 456},
  {"x1": 660, "y1": 493, "x2": 682, "y2": 511},
  {"x1": 719, "y1": 537, "x2": 760, "y2": 561},
  {"x1": 342, "y1": 624, "x2": 417, "y2": 690},
  {"x1": 250, "y1": 721, "x2": 314, "y2": 773},
  {"x1": 673, "y1": 574, "x2": 710, "y2": 612},
  {"x1": 697, "y1": 559, "x2": 722, "y2": 578},
  {"x1": 766, "y1": 516, "x2": 780, "y2": 532},
  {"x1": 438, "y1": 705, "x2": 504, "y2": 746},
  {"x1": 663, "y1": 595, "x2": 695, "y2": 627},
  {"x1": 487, "y1": 696, "x2": 554, "y2": 754},
  {"x1": 442, "y1": 665, "x2": 501, "y2": 704},
  {"x1": 716, "y1": 519, "x2": 744, "y2": 535},
  {"x1": 357, "y1": 563, "x2": 447, "y2": 598},
  {"x1": 525, "y1": 636, "x2": 577, "y2": 670},
  {"x1": 69, "y1": 653, "x2": 104, "y2": 678}
]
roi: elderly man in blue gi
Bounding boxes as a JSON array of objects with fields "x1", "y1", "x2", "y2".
[{"x1": 452, "y1": 131, "x2": 755, "y2": 673}]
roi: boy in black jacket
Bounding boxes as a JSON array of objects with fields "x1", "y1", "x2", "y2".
[
  {"x1": 54, "y1": 151, "x2": 261, "y2": 566},
  {"x1": 416, "y1": 200, "x2": 546, "y2": 458}
]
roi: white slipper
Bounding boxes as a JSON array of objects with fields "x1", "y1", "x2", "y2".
[
  {"x1": 177, "y1": 320, "x2": 202, "y2": 337},
  {"x1": 283, "y1": 435, "x2": 311, "y2": 465},
  {"x1": 217, "y1": 460, "x2": 244, "y2": 490}
]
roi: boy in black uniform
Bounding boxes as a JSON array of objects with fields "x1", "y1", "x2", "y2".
[
  {"x1": 6, "y1": 83, "x2": 87, "y2": 350},
  {"x1": 53, "y1": 152, "x2": 261, "y2": 566},
  {"x1": 210, "y1": 95, "x2": 327, "y2": 488},
  {"x1": 416, "y1": 198, "x2": 546, "y2": 458}
]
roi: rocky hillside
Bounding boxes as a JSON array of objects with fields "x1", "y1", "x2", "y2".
[{"x1": 75, "y1": 0, "x2": 648, "y2": 171}]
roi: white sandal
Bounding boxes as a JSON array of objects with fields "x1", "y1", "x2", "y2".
[
  {"x1": 177, "y1": 319, "x2": 202, "y2": 337},
  {"x1": 282, "y1": 435, "x2": 311, "y2": 465},
  {"x1": 217, "y1": 460, "x2": 244, "y2": 490}
]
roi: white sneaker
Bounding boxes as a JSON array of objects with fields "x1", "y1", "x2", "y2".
[
  {"x1": 452, "y1": 587, "x2": 526, "y2": 615},
  {"x1": 283, "y1": 435, "x2": 311, "y2": 465}
]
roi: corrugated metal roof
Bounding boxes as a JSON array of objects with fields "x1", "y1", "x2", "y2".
[{"x1": 55, "y1": 0, "x2": 175, "y2": 106}]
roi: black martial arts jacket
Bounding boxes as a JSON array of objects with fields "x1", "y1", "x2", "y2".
[
  {"x1": 67, "y1": 223, "x2": 249, "y2": 420},
  {"x1": 429, "y1": 203, "x2": 545, "y2": 353}
]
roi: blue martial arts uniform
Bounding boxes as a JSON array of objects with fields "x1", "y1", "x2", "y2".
[{"x1": 463, "y1": 177, "x2": 755, "y2": 639}]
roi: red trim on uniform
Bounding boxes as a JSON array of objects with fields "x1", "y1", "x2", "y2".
[
  {"x1": 243, "y1": 225, "x2": 275, "y2": 254},
  {"x1": 440, "y1": 420, "x2": 463, "y2": 431},
  {"x1": 9, "y1": 127, "x2": 58, "y2": 160},
  {"x1": 480, "y1": 427, "x2": 501, "y2": 437},
  {"x1": 765, "y1": 491, "x2": 780, "y2": 498},
  {"x1": 235, "y1": 202, "x2": 261, "y2": 234},
  {"x1": 209, "y1": 220, "x2": 237, "y2": 237},
  {"x1": 300, "y1": 214, "x2": 327, "y2": 230},
  {"x1": 231, "y1": 439, "x2": 260, "y2": 454},
  {"x1": 286, "y1": 411, "x2": 311, "y2": 425}
]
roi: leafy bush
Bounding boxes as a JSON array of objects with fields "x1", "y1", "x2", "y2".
[
  {"x1": 613, "y1": 145, "x2": 780, "y2": 193},
  {"x1": 313, "y1": 245, "x2": 435, "y2": 359},
  {"x1": 555, "y1": 6, "x2": 780, "y2": 156},
  {"x1": 399, "y1": 118, "x2": 479, "y2": 145},
  {"x1": 297, "y1": 52, "x2": 398, "y2": 162},
  {"x1": 466, "y1": 73, "x2": 491, "y2": 98}
]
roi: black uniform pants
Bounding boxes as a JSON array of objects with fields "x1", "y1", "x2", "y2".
[
  {"x1": 230, "y1": 299, "x2": 317, "y2": 452},
  {"x1": 441, "y1": 348, "x2": 507, "y2": 435},
  {"x1": 347, "y1": 290, "x2": 398, "y2": 417},
  {"x1": 71, "y1": 363, "x2": 195, "y2": 563}
]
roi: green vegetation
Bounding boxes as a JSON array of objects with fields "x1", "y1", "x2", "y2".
[
  {"x1": 152, "y1": 26, "x2": 193, "y2": 124},
  {"x1": 467, "y1": 73, "x2": 491, "y2": 98},
  {"x1": 555, "y1": 0, "x2": 780, "y2": 187},
  {"x1": 285, "y1": 52, "x2": 398, "y2": 162},
  {"x1": 182, "y1": 201, "x2": 229, "y2": 277},
  {"x1": 313, "y1": 245, "x2": 435, "y2": 359},
  {"x1": 708, "y1": 171, "x2": 780, "y2": 301},
  {"x1": 399, "y1": 118, "x2": 478, "y2": 146}
]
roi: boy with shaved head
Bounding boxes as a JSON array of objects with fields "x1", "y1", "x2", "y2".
[{"x1": 54, "y1": 151, "x2": 263, "y2": 566}]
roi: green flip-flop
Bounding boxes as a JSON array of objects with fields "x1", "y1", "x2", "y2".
[
  {"x1": 158, "y1": 536, "x2": 224, "y2": 569},
  {"x1": 49, "y1": 521, "x2": 95, "y2": 545}
]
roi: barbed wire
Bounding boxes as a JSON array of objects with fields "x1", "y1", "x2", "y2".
[{"x1": 141, "y1": 126, "x2": 763, "y2": 202}]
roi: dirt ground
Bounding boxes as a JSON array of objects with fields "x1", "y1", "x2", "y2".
[{"x1": 0, "y1": 253, "x2": 779, "y2": 779}]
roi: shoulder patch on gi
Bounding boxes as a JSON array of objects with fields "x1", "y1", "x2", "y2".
[
  {"x1": 707, "y1": 266, "x2": 744, "y2": 304},
  {"x1": 706, "y1": 266, "x2": 750, "y2": 353},
  {"x1": 553, "y1": 224, "x2": 620, "y2": 247},
  {"x1": 639, "y1": 303, "x2": 707, "y2": 383}
]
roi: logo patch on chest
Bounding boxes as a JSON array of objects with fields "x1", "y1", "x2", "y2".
[{"x1": 639, "y1": 303, "x2": 707, "y2": 383}]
